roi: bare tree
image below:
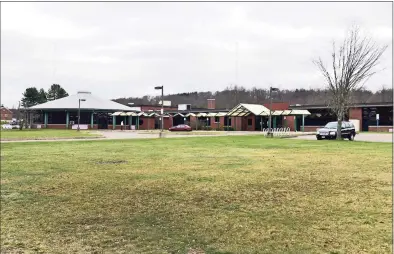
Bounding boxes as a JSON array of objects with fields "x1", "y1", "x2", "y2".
[{"x1": 313, "y1": 26, "x2": 387, "y2": 140}]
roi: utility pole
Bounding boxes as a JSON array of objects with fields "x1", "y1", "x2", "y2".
[
  {"x1": 77, "y1": 98, "x2": 86, "y2": 131},
  {"x1": 268, "y1": 87, "x2": 279, "y2": 138},
  {"x1": 154, "y1": 86, "x2": 164, "y2": 138}
]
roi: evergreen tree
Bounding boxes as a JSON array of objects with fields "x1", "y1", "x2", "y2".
[{"x1": 47, "y1": 84, "x2": 69, "y2": 101}]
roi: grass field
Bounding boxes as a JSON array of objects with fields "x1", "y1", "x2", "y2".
[
  {"x1": 1, "y1": 136, "x2": 392, "y2": 253},
  {"x1": 0, "y1": 129, "x2": 101, "y2": 141}
]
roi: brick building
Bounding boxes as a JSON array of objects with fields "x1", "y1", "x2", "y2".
[
  {"x1": 1, "y1": 106, "x2": 13, "y2": 121},
  {"x1": 290, "y1": 102, "x2": 393, "y2": 132},
  {"x1": 28, "y1": 91, "x2": 392, "y2": 132}
]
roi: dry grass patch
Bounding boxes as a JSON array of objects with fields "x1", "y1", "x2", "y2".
[{"x1": 1, "y1": 136, "x2": 392, "y2": 253}]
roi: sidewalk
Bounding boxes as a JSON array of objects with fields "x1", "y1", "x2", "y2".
[{"x1": 1, "y1": 131, "x2": 316, "y2": 143}]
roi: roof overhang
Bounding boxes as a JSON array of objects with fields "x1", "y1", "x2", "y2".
[
  {"x1": 227, "y1": 104, "x2": 252, "y2": 116},
  {"x1": 196, "y1": 113, "x2": 207, "y2": 117},
  {"x1": 259, "y1": 109, "x2": 311, "y2": 116}
]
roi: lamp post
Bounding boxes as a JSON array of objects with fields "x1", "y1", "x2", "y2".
[
  {"x1": 268, "y1": 87, "x2": 279, "y2": 138},
  {"x1": 154, "y1": 86, "x2": 164, "y2": 137},
  {"x1": 77, "y1": 98, "x2": 86, "y2": 131}
]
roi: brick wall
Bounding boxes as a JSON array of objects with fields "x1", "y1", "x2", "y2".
[
  {"x1": 164, "y1": 117, "x2": 172, "y2": 130},
  {"x1": 210, "y1": 116, "x2": 225, "y2": 129},
  {"x1": 46, "y1": 124, "x2": 67, "y2": 129},
  {"x1": 303, "y1": 126, "x2": 322, "y2": 132},
  {"x1": 349, "y1": 108, "x2": 362, "y2": 131},
  {"x1": 263, "y1": 102, "x2": 290, "y2": 110},
  {"x1": 1, "y1": 108, "x2": 13, "y2": 121},
  {"x1": 284, "y1": 116, "x2": 295, "y2": 131},
  {"x1": 138, "y1": 117, "x2": 156, "y2": 130},
  {"x1": 189, "y1": 116, "x2": 197, "y2": 129},
  {"x1": 234, "y1": 117, "x2": 243, "y2": 131},
  {"x1": 245, "y1": 115, "x2": 255, "y2": 131},
  {"x1": 207, "y1": 99, "x2": 216, "y2": 109},
  {"x1": 368, "y1": 126, "x2": 393, "y2": 132}
]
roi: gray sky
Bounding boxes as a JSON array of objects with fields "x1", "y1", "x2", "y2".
[{"x1": 1, "y1": 2, "x2": 392, "y2": 108}]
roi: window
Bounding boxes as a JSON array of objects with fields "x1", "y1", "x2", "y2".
[
  {"x1": 214, "y1": 116, "x2": 220, "y2": 123},
  {"x1": 224, "y1": 116, "x2": 232, "y2": 126},
  {"x1": 248, "y1": 119, "x2": 253, "y2": 126},
  {"x1": 131, "y1": 116, "x2": 137, "y2": 125}
]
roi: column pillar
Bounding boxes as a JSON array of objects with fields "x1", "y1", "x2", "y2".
[
  {"x1": 113, "y1": 115, "x2": 116, "y2": 130},
  {"x1": 129, "y1": 116, "x2": 132, "y2": 129},
  {"x1": 66, "y1": 111, "x2": 69, "y2": 129},
  {"x1": 124, "y1": 116, "x2": 127, "y2": 130},
  {"x1": 44, "y1": 112, "x2": 48, "y2": 128},
  {"x1": 137, "y1": 116, "x2": 139, "y2": 130},
  {"x1": 294, "y1": 116, "x2": 297, "y2": 132},
  {"x1": 91, "y1": 113, "x2": 94, "y2": 129},
  {"x1": 302, "y1": 114, "x2": 305, "y2": 132},
  {"x1": 273, "y1": 116, "x2": 277, "y2": 129}
]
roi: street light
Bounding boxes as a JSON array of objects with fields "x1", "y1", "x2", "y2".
[
  {"x1": 77, "y1": 98, "x2": 86, "y2": 131},
  {"x1": 154, "y1": 86, "x2": 164, "y2": 137},
  {"x1": 268, "y1": 87, "x2": 279, "y2": 138}
]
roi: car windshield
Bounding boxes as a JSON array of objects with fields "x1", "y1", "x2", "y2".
[{"x1": 324, "y1": 122, "x2": 337, "y2": 128}]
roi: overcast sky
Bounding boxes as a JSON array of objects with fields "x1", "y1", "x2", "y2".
[{"x1": 1, "y1": 2, "x2": 392, "y2": 108}]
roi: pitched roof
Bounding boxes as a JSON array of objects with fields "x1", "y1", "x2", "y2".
[
  {"x1": 1, "y1": 107, "x2": 13, "y2": 114},
  {"x1": 227, "y1": 103, "x2": 270, "y2": 116},
  {"x1": 261, "y1": 109, "x2": 311, "y2": 116},
  {"x1": 29, "y1": 92, "x2": 133, "y2": 111}
]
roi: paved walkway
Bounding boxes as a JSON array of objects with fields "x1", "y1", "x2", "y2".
[{"x1": 1, "y1": 130, "x2": 315, "y2": 143}]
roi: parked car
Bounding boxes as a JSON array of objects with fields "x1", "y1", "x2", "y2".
[
  {"x1": 169, "y1": 124, "x2": 192, "y2": 132},
  {"x1": 316, "y1": 121, "x2": 356, "y2": 140}
]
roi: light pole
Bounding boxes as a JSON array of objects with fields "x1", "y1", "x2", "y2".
[
  {"x1": 268, "y1": 87, "x2": 279, "y2": 138},
  {"x1": 77, "y1": 98, "x2": 86, "y2": 131},
  {"x1": 154, "y1": 86, "x2": 164, "y2": 137}
]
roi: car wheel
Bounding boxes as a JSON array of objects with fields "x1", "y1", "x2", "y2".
[
  {"x1": 348, "y1": 134, "x2": 355, "y2": 141},
  {"x1": 316, "y1": 136, "x2": 322, "y2": 140}
]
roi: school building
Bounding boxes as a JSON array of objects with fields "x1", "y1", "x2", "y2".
[{"x1": 27, "y1": 91, "x2": 393, "y2": 132}]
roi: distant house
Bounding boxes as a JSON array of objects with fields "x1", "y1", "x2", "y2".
[{"x1": 1, "y1": 106, "x2": 13, "y2": 121}]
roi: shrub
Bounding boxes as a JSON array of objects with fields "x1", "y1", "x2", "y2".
[{"x1": 223, "y1": 126, "x2": 234, "y2": 131}]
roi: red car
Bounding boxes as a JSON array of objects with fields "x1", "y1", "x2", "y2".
[{"x1": 169, "y1": 124, "x2": 192, "y2": 132}]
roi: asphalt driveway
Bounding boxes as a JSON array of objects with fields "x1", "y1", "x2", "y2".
[{"x1": 291, "y1": 133, "x2": 392, "y2": 143}]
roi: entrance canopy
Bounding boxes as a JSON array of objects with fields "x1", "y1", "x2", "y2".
[{"x1": 227, "y1": 103, "x2": 271, "y2": 116}]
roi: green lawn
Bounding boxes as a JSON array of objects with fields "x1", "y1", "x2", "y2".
[
  {"x1": 0, "y1": 129, "x2": 101, "y2": 141},
  {"x1": 1, "y1": 136, "x2": 392, "y2": 253}
]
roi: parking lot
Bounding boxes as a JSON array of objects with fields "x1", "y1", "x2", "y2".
[{"x1": 292, "y1": 133, "x2": 392, "y2": 142}]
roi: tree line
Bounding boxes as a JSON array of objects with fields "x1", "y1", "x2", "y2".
[
  {"x1": 15, "y1": 84, "x2": 69, "y2": 128},
  {"x1": 20, "y1": 84, "x2": 69, "y2": 108},
  {"x1": 113, "y1": 85, "x2": 392, "y2": 109}
]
